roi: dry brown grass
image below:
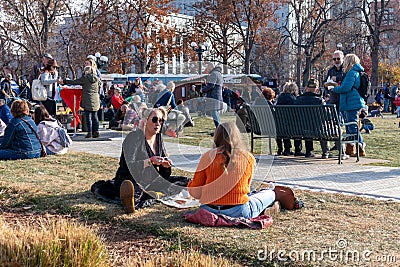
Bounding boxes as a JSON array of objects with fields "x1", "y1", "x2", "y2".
[{"x1": 0, "y1": 214, "x2": 109, "y2": 267}]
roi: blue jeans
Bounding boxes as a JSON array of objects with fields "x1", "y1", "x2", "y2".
[
  {"x1": 201, "y1": 189, "x2": 275, "y2": 219},
  {"x1": 384, "y1": 99, "x2": 390, "y2": 112},
  {"x1": 210, "y1": 110, "x2": 220, "y2": 128},
  {"x1": 343, "y1": 109, "x2": 363, "y2": 144},
  {"x1": 363, "y1": 124, "x2": 374, "y2": 133},
  {"x1": 85, "y1": 110, "x2": 99, "y2": 133},
  {"x1": 0, "y1": 149, "x2": 41, "y2": 160},
  {"x1": 45, "y1": 147, "x2": 56, "y2": 155}
]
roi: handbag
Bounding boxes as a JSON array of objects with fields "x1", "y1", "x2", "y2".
[
  {"x1": 31, "y1": 75, "x2": 48, "y2": 101},
  {"x1": 20, "y1": 118, "x2": 47, "y2": 157},
  {"x1": 273, "y1": 186, "x2": 304, "y2": 210}
]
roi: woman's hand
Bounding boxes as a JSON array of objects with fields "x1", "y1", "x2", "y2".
[
  {"x1": 160, "y1": 157, "x2": 172, "y2": 168},
  {"x1": 150, "y1": 156, "x2": 172, "y2": 167}
]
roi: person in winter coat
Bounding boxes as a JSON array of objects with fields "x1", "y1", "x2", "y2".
[
  {"x1": 333, "y1": 54, "x2": 366, "y2": 157},
  {"x1": 40, "y1": 59, "x2": 59, "y2": 116},
  {"x1": 295, "y1": 79, "x2": 332, "y2": 159},
  {"x1": 202, "y1": 63, "x2": 224, "y2": 128},
  {"x1": 0, "y1": 100, "x2": 42, "y2": 160},
  {"x1": 154, "y1": 82, "x2": 177, "y2": 110},
  {"x1": 62, "y1": 66, "x2": 100, "y2": 138},
  {"x1": 275, "y1": 82, "x2": 304, "y2": 156}
]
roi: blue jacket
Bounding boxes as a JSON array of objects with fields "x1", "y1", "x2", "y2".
[
  {"x1": 0, "y1": 104, "x2": 13, "y2": 125},
  {"x1": 333, "y1": 63, "x2": 366, "y2": 112},
  {"x1": 0, "y1": 115, "x2": 42, "y2": 155},
  {"x1": 154, "y1": 89, "x2": 177, "y2": 110}
]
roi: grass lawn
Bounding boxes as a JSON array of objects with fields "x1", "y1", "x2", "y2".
[{"x1": 0, "y1": 113, "x2": 399, "y2": 266}]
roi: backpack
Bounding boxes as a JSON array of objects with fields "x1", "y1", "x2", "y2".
[
  {"x1": 41, "y1": 121, "x2": 72, "y2": 148},
  {"x1": 354, "y1": 71, "x2": 370, "y2": 101},
  {"x1": 57, "y1": 123, "x2": 72, "y2": 148}
]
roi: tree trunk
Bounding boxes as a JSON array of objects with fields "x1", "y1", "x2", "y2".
[
  {"x1": 244, "y1": 49, "x2": 251, "y2": 74},
  {"x1": 302, "y1": 50, "x2": 312, "y2": 87},
  {"x1": 370, "y1": 41, "x2": 379, "y2": 87},
  {"x1": 296, "y1": 45, "x2": 302, "y2": 88}
]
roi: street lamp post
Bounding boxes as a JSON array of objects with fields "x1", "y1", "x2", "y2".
[
  {"x1": 190, "y1": 41, "x2": 210, "y2": 74},
  {"x1": 94, "y1": 52, "x2": 109, "y2": 74}
]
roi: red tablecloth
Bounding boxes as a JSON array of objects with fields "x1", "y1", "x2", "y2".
[{"x1": 59, "y1": 87, "x2": 82, "y2": 126}]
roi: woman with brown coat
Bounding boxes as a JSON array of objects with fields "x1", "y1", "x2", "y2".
[{"x1": 62, "y1": 66, "x2": 100, "y2": 138}]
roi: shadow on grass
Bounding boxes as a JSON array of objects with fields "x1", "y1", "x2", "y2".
[{"x1": 2, "y1": 188, "x2": 285, "y2": 267}]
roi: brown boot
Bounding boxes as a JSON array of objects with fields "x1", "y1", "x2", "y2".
[
  {"x1": 345, "y1": 144, "x2": 355, "y2": 155},
  {"x1": 120, "y1": 180, "x2": 135, "y2": 213},
  {"x1": 92, "y1": 131, "x2": 100, "y2": 138}
]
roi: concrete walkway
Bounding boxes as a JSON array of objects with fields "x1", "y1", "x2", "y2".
[{"x1": 70, "y1": 129, "x2": 400, "y2": 201}]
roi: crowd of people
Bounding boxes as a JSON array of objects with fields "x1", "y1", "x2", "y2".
[
  {"x1": 2, "y1": 50, "x2": 399, "y2": 223},
  {"x1": 235, "y1": 51, "x2": 400, "y2": 160}
]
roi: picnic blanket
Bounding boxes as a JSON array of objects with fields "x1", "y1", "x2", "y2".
[{"x1": 184, "y1": 208, "x2": 273, "y2": 229}]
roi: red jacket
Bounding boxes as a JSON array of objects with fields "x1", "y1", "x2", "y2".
[
  {"x1": 393, "y1": 96, "x2": 400, "y2": 107},
  {"x1": 111, "y1": 95, "x2": 124, "y2": 110}
]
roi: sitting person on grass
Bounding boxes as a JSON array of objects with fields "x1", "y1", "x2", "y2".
[
  {"x1": 34, "y1": 104, "x2": 72, "y2": 155},
  {"x1": 359, "y1": 110, "x2": 374, "y2": 134},
  {"x1": 369, "y1": 106, "x2": 384, "y2": 118},
  {"x1": 109, "y1": 101, "x2": 129, "y2": 130},
  {"x1": 0, "y1": 100, "x2": 42, "y2": 160},
  {"x1": 119, "y1": 102, "x2": 142, "y2": 131},
  {"x1": 188, "y1": 121, "x2": 302, "y2": 219},
  {"x1": 163, "y1": 98, "x2": 192, "y2": 137},
  {"x1": 91, "y1": 107, "x2": 189, "y2": 213}
]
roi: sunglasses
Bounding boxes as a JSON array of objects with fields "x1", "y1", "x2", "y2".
[
  {"x1": 332, "y1": 58, "x2": 341, "y2": 61},
  {"x1": 151, "y1": 116, "x2": 164, "y2": 123}
]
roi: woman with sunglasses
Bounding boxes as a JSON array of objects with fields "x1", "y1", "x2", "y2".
[{"x1": 91, "y1": 107, "x2": 189, "y2": 213}]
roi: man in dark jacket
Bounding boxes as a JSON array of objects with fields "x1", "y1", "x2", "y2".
[
  {"x1": 324, "y1": 50, "x2": 344, "y2": 151},
  {"x1": 0, "y1": 74, "x2": 14, "y2": 104},
  {"x1": 324, "y1": 50, "x2": 344, "y2": 103},
  {"x1": 295, "y1": 79, "x2": 332, "y2": 159},
  {"x1": 202, "y1": 63, "x2": 223, "y2": 128}
]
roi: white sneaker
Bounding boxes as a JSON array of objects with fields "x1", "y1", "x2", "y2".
[{"x1": 341, "y1": 154, "x2": 350, "y2": 160}]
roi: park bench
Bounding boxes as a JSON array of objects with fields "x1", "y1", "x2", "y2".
[{"x1": 246, "y1": 104, "x2": 360, "y2": 164}]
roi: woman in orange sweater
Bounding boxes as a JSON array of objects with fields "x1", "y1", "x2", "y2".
[{"x1": 188, "y1": 121, "x2": 277, "y2": 218}]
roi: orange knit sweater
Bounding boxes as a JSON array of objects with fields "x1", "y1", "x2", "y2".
[{"x1": 188, "y1": 149, "x2": 255, "y2": 205}]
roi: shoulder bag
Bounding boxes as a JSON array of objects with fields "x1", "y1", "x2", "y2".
[
  {"x1": 31, "y1": 74, "x2": 48, "y2": 101},
  {"x1": 20, "y1": 118, "x2": 47, "y2": 157}
]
